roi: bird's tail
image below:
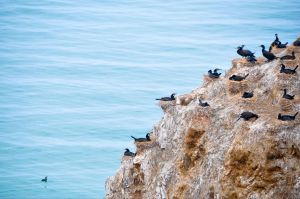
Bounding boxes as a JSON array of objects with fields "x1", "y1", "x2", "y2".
[
  {"x1": 294, "y1": 112, "x2": 299, "y2": 117},
  {"x1": 293, "y1": 65, "x2": 299, "y2": 71},
  {"x1": 236, "y1": 117, "x2": 241, "y2": 123},
  {"x1": 131, "y1": 136, "x2": 136, "y2": 140},
  {"x1": 155, "y1": 99, "x2": 161, "y2": 100},
  {"x1": 244, "y1": 74, "x2": 249, "y2": 79}
]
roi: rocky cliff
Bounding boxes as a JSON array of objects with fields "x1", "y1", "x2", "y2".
[{"x1": 105, "y1": 42, "x2": 300, "y2": 199}]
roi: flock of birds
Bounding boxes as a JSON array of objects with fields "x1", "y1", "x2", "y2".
[
  {"x1": 201, "y1": 34, "x2": 299, "y2": 122},
  {"x1": 123, "y1": 34, "x2": 300, "y2": 158}
]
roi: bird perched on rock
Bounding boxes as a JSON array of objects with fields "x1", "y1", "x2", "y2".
[
  {"x1": 242, "y1": 91, "x2": 253, "y2": 98},
  {"x1": 282, "y1": 89, "x2": 295, "y2": 100},
  {"x1": 260, "y1": 45, "x2": 277, "y2": 61},
  {"x1": 269, "y1": 45, "x2": 273, "y2": 52},
  {"x1": 237, "y1": 111, "x2": 259, "y2": 121},
  {"x1": 293, "y1": 38, "x2": 300, "y2": 46},
  {"x1": 280, "y1": 64, "x2": 298, "y2": 74},
  {"x1": 131, "y1": 133, "x2": 151, "y2": 142},
  {"x1": 199, "y1": 99, "x2": 210, "y2": 107},
  {"x1": 41, "y1": 176, "x2": 47, "y2": 182},
  {"x1": 208, "y1": 68, "x2": 222, "y2": 78},
  {"x1": 124, "y1": 148, "x2": 136, "y2": 157},
  {"x1": 229, "y1": 74, "x2": 249, "y2": 81},
  {"x1": 156, "y1": 93, "x2": 176, "y2": 101},
  {"x1": 247, "y1": 55, "x2": 257, "y2": 63},
  {"x1": 278, "y1": 112, "x2": 298, "y2": 121},
  {"x1": 280, "y1": 51, "x2": 296, "y2": 60},
  {"x1": 276, "y1": 41, "x2": 288, "y2": 48},
  {"x1": 270, "y1": 33, "x2": 280, "y2": 47},
  {"x1": 236, "y1": 45, "x2": 255, "y2": 58}
]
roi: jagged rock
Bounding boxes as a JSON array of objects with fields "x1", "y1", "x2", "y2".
[{"x1": 106, "y1": 43, "x2": 300, "y2": 199}]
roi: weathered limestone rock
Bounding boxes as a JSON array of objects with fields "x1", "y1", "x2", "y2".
[{"x1": 106, "y1": 44, "x2": 300, "y2": 199}]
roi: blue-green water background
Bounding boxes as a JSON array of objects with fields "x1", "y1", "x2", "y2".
[{"x1": 0, "y1": 0, "x2": 299, "y2": 198}]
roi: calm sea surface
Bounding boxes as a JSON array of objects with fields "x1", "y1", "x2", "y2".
[{"x1": 0, "y1": 0, "x2": 299, "y2": 198}]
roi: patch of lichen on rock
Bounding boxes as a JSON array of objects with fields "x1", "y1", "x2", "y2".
[{"x1": 221, "y1": 136, "x2": 300, "y2": 198}]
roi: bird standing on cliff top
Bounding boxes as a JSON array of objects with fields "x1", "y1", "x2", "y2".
[
  {"x1": 229, "y1": 74, "x2": 249, "y2": 81},
  {"x1": 260, "y1": 45, "x2": 277, "y2": 61},
  {"x1": 242, "y1": 91, "x2": 253, "y2": 98},
  {"x1": 199, "y1": 99, "x2": 210, "y2": 107},
  {"x1": 131, "y1": 133, "x2": 151, "y2": 142},
  {"x1": 278, "y1": 112, "x2": 298, "y2": 121},
  {"x1": 237, "y1": 111, "x2": 258, "y2": 121},
  {"x1": 270, "y1": 33, "x2": 280, "y2": 47},
  {"x1": 280, "y1": 64, "x2": 298, "y2": 74},
  {"x1": 156, "y1": 93, "x2": 176, "y2": 101},
  {"x1": 208, "y1": 68, "x2": 221, "y2": 78},
  {"x1": 236, "y1": 45, "x2": 255, "y2": 57},
  {"x1": 293, "y1": 38, "x2": 300, "y2": 46},
  {"x1": 124, "y1": 148, "x2": 136, "y2": 157},
  {"x1": 280, "y1": 51, "x2": 296, "y2": 60},
  {"x1": 282, "y1": 89, "x2": 295, "y2": 100},
  {"x1": 276, "y1": 41, "x2": 288, "y2": 48}
]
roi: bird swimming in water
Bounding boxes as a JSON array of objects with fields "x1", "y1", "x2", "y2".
[
  {"x1": 208, "y1": 68, "x2": 222, "y2": 78},
  {"x1": 236, "y1": 45, "x2": 255, "y2": 58},
  {"x1": 280, "y1": 64, "x2": 298, "y2": 74},
  {"x1": 131, "y1": 133, "x2": 151, "y2": 142},
  {"x1": 242, "y1": 91, "x2": 253, "y2": 98},
  {"x1": 41, "y1": 176, "x2": 47, "y2": 182},
  {"x1": 199, "y1": 99, "x2": 209, "y2": 107},
  {"x1": 278, "y1": 112, "x2": 298, "y2": 121},
  {"x1": 237, "y1": 111, "x2": 259, "y2": 121},
  {"x1": 229, "y1": 74, "x2": 249, "y2": 81},
  {"x1": 156, "y1": 93, "x2": 176, "y2": 101},
  {"x1": 280, "y1": 51, "x2": 296, "y2": 60},
  {"x1": 276, "y1": 41, "x2": 288, "y2": 48},
  {"x1": 260, "y1": 45, "x2": 277, "y2": 61},
  {"x1": 282, "y1": 89, "x2": 295, "y2": 100},
  {"x1": 124, "y1": 148, "x2": 136, "y2": 157}
]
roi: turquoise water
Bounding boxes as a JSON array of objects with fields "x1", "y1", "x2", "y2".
[{"x1": 0, "y1": 0, "x2": 299, "y2": 198}]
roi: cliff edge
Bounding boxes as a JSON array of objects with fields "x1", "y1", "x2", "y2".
[{"x1": 105, "y1": 42, "x2": 300, "y2": 199}]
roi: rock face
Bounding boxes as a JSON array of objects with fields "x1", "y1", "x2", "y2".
[{"x1": 105, "y1": 44, "x2": 300, "y2": 199}]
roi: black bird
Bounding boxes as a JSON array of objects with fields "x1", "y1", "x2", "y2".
[
  {"x1": 229, "y1": 74, "x2": 249, "y2": 81},
  {"x1": 280, "y1": 51, "x2": 296, "y2": 60},
  {"x1": 41, "y1": 176, "x2": 47, "y2": 182},
  {"x1": 269, "y1": 45, "x2": 273, "y2": 52},
  {"x1": 293, "y1": 39, "x2": 300, "y2": 46},
  {"x1": 282, "y1": 89, "x2": 295, "y2": 100},
  {"x1": 199, "y1": 99, "x2": 209, "y2": 107},
  {"x1": 242, "y1": 91, "x2": 253, "y2": 98},
  {"x1": 156, "y1": 93, "x2": 176, "y2": 101},
  {"x1": 124, "y1": 148, "x2": 136, "y2": 157},
  {"x1": 276, "y1": 41, "x2": 288, "y2": 48},
  {"x1": 131, "y1": 133, "x2": 151, "y2": 142},
  {"x1": 208, "y1": 69, "x2": 221, "y2": 78},
  {"x1": 237, "y1": 111, "x2": 259, "y2": 121},
  {"x1": 274, "y1": 33, "x2": 280, "y2": 43},
  {"x1": 236, "y1": 45, "x2": 255, "y2": 57},
  {"x1": 280, "y1": 64, "x2": 298, "y2": 74},
  {"x1": 247, "y1": 55, "x2": 257, "y2": 63},
  {"x1": 278, "y1": 112, "x2": 298, "y2": 121},
  {"x1": 271, "y1": 33, "x2": 280, "y2": 46},
  {"x1": 260, "y1": 45, "x2": 277, "y2": 61}
]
